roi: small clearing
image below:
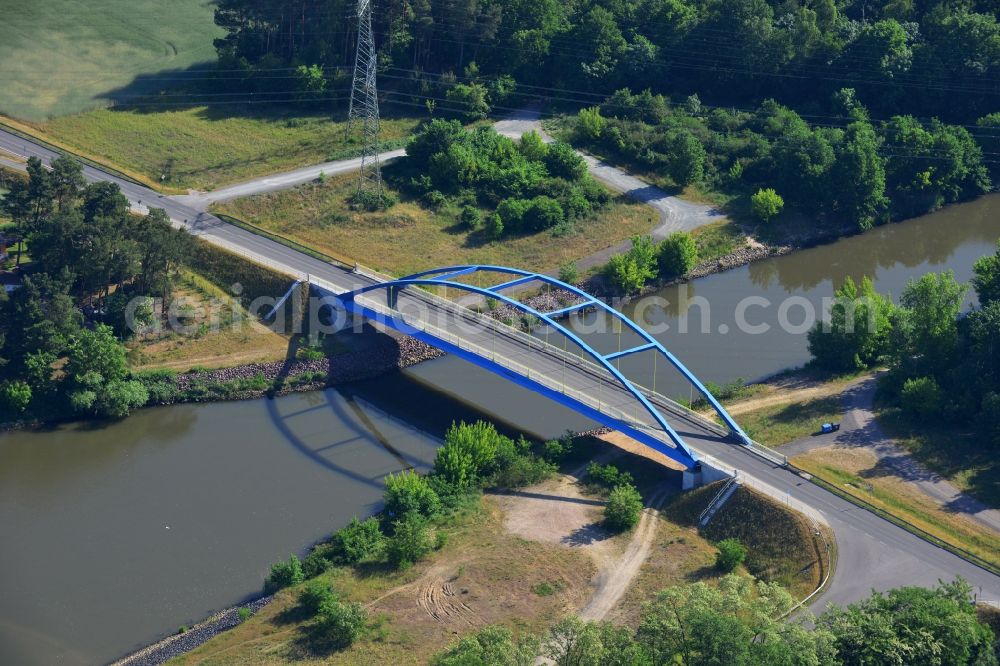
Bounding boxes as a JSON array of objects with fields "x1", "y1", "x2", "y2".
[{"x1": 492, "y1": 455, "x2": 672, "y2": 622}]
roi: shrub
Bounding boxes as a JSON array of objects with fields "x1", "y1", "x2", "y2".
[
  {"x1": 523, "y1": 196, "x2": 564, "y2": 232},
  {"x1": 434, "y1": 625, "x2": 540, "y2": 665},
  {"x1": 386, "y1": 512, "x2": 433, "y2": 569},
  {"x1": 139, "y1": 377, "x2": 178, "y2": 405},
  {"x1": 978, "y1": 392, "x2": 1000, "y2": 444},
  {"x1": 715, "y1": 538, "x2": 747, "y2": 572},
  {"x1": 383, "y1": 470, "x2": 441, "y2": 519},
  {"x1": 900, "y1": 376, "x2": 942, "y2": 418},
  {"x1": 350, "y1": 188, "x2": 397, "y2": 211},
  {"x1": 605, "y1": 235, "x2": 658, "y2": 293},
  {"x1": 433, "y1": 421, "x2": 508, "y2": 488},
  {"x1": 666, "y1": 130, "x2": 706, "y2": 186},
  {"x1": 94, "y1": 379, "x2": 149, "y2": 419},
  {"x1": 604, "y1": 483, "x2": 644, "y2": 531},
  {"x1": 303, "y1": 544, "x2": 335, "y2": 577},
  {"x1": 264, "y1": 554, "x2": 305, "y2": 593},
  {"x1": 69, "y1": 389, "x2": 97, "y2": 413},
  {"x1": 578, "y1": 106, "x2": 606, "y2": 141},
  {"x1": 544, "y1": 142, "x2": 588, "y2": 181},
  {"x1": 558, "y1": 261, "x2": 580, "y2": 284},
  {"x1": 486, "y1": 212, "x2": 504, "y2": 238},
  {"x1": 488, "y1": 74, "x2": 517, "y2": 103},
  {"x1": 313, "y1": 598, "x2": 367, "y2": 649},
  {"x1": 423, "y1": 190, "x2": 448, "y2": 209},
  {"x1": 299, "y1": 579, "x2": 337, "y2": 616},
  {"x1": 237, "y1": 607, "x2": 252, "y2": 622},
  {"x1": 461, "y1": 206, "x2": 483, "y2": 230},
  {"x1": 751, "y1": 188, "x2": 784, "y2": 223},
  {"x1": 658, "y1": 232, "x2": 698, "y2": 278},
  {"x1": 495, "y1": 198, "x2": 530, "y2": 232},
  {"x1": 0, "y1": 380, "x2": 32, "y2": 413},
  {"x1": 494, "y1": 454, "x2": 558, "y2": 489},
  {"x1": 445, "y1": 82, "x2": 491, "y2": 121},
  {"x1": 605, "y1": 254, "x2": 649, "y2": 294},
  {"x1": 563, "y1": 190, "x2": 592, "y2": 219},
  {"x1": 407, "y1": 119, "x2": 466, "y2": 166},
  {"x1": 541, "y1": 436, "x2": 574, "y2": 463},
  {"x1": 330, "y1": 516, "x2": 386, "y2": 564},
  {"x1": 586, "y1": 462, "x2": 635, "y2": 489},
  {"x1": 518, "y1": 130, "x2": 549, "y2": 162}
]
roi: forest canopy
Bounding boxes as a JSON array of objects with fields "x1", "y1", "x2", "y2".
[{"x1": 212, "y1": 0, "x2": 1000, "y2": 123}]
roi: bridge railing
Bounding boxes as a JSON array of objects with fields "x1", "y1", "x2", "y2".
[{"x1": 349, "y1": 287, "x2": 691, "y2": 447}]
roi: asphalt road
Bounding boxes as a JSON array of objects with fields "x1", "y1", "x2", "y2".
[
  {"x1": 175, "y1": 147, "x2": 409, "y2": 209},
  {"x1": 3, "y1": 127, "x2": 999, "y2": 612}
]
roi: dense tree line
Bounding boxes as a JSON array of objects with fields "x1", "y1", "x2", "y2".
[
  {"x1": 0, "y1": 158, "x2": 192, "y2": 420},
  {"x1": 808, "y1": 240, "x2": 1000, "y2": 447},
  {"x1": 570, "y1": 89, "x2": 990, "y2": 229},
  {"x1": 213, "y1": 0, "x2": 1000, "y2": 125}
]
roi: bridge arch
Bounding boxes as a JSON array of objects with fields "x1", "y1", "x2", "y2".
[{"x1": 335, "y1": 265, "x2": 750, "y2": 470}]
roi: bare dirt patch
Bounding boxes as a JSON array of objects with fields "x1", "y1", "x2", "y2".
[{"x1": 491, "y1": 454, "x2": 680, "y2": 622}]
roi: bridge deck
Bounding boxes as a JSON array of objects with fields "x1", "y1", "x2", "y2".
[{"x1": 2, "y1": 128, "x2": 997, "y2": 611}]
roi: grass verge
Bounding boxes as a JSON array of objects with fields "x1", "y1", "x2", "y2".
[
  {"x1": 212, "y1": 170, "x2": 657, "y2": 276},
  {"x1": 738, "y1": 396, "x2": 843, "y2": 446},
  {"x1": 792, "y1": 448, "x2": 1000, "y2": 575},
  {"x1": 661, "y1": 482, "x2": 828, "y2": 601},
  {"x1": 691, "y1": 220, "x2": 747, "y2": 263},
  {"x1": 876, "y1": 405, "x2": 1000, "y2": 510},
  {"x1": 0, "y1": 115, "x2": 162, "y2": 191},
  {"x1": 32, "y1": 108, "x2": 421, "y2": 190},
  {"x1": 126, "y1": 270, "x2": 292, "y2": 371}
]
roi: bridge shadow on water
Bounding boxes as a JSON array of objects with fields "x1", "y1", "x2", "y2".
[{"x1": 262, "y1": 332, "x2": 560, "y2": 489}]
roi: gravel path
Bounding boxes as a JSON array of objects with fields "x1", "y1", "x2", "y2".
[
  {"x1": 782, "y1": 375, "x2": 1000, "y2": 534},
  {"x1": 495, "y1": 106, "x2": 726, "y2": 271},
  {"x1": 175, "y1": 105, "x2": 725, "y2": 275},
  {"x1": 579, "y1": 484, "x2": 671, "y2": 621}
]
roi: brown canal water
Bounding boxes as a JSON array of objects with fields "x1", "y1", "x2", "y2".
[
  {"x1": 1, "y1": 195, "x2": 999, "y2": 665},
  {"x1": 558, "y1": 194, "x2": 1000, "y2": 400}
]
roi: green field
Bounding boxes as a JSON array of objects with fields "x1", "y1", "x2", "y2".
[
  {"x1": 33, "y1": 107, "x2": 422, "y2": 190},
  {"x1": 0, "y1": 1, "x2": 223, "y2": 121}
]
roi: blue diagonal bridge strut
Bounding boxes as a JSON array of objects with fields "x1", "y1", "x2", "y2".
[{"x1": 333, "y1": 265, "x2": 752, "y2": 470}]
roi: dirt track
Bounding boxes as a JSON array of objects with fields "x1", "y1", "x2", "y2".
[{"x1": 492, "y1": 463, "x2": 669, "y2": 622}]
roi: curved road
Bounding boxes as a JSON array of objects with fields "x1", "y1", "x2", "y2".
[{"x1": 2, "y1": 128, "x2": 999, "y2": 613}]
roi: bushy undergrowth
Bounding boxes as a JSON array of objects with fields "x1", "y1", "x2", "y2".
[{"x1": 399, "y1": 121, "x2": 610, "y2": 239}]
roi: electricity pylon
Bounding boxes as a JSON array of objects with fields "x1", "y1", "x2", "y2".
[{"x1": 347, "y1": 0, "x2": 383, "y2": 197}]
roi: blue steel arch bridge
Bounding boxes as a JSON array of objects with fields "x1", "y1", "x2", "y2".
[{"x1": 326, "y1": 264, "x2": 752, "y2": 471}]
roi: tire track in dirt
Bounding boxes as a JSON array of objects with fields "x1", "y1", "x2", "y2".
[{"x1": 415, "y1": 566, "x2": 481, "y2": 628}]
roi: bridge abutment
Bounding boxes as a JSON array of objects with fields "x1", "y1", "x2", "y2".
[{"x1": 683, "y1": 461, "x2": 735, "y2": 490}]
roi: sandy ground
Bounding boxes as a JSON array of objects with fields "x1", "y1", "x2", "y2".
[{"x1": 491, "y1": 445, "x2": 674, "y2": 622}]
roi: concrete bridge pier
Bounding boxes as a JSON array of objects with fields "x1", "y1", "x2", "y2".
[{"x1": 682, "y1": 460, "x2": 735, "y2": 490}]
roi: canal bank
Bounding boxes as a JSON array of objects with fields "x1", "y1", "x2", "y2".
[{"x1": 2, "y1": 193, "x2": 1000, "y2": 665}]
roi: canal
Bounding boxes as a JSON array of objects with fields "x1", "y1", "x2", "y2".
[{"x1": 2, "y1": 195, "x2": 998, "y2": 664}]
